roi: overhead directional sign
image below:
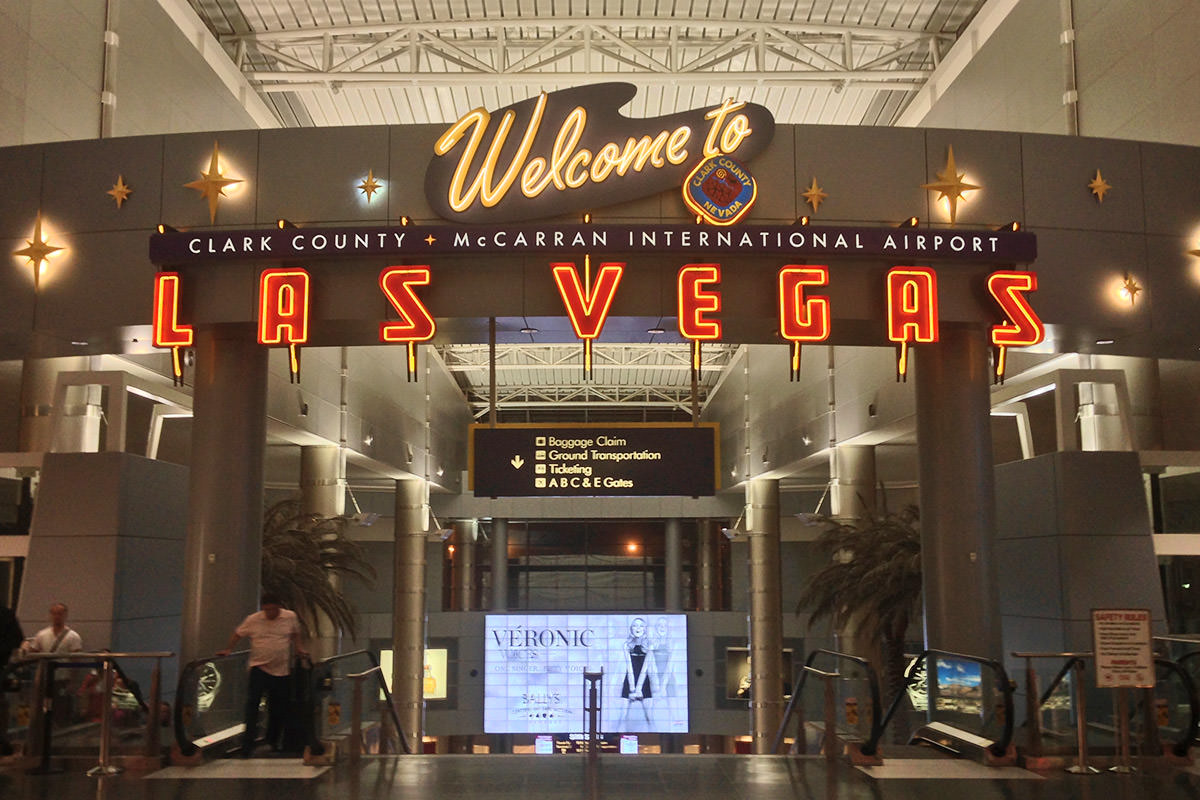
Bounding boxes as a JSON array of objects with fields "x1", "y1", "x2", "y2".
[{"x1": 470, "y1": 423, "x2": 718, "y2": 497}]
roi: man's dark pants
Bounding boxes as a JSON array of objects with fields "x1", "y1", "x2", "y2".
[{"x1": 241, "y1": 666, "x2": 290, "y2": 756}]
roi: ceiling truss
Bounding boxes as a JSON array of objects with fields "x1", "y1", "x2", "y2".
[
  {"x1": 439, "y1": 343, "x2": 737, "y2": 417},
  {"x1": 225, "y1": 17, "x2": 950, "y2": 93}
]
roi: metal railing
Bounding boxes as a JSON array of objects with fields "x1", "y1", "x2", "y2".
[
  {"x1": 771, "y1": 649, "x2": 884, "y2": 756},
  {"x1": 871, "y1": 649, "x2": 1014, "y2": 759},
  {"x1": 15, "y1": 651, "x2": 172, "y2": 776},
  {"x1": 1014, "y1": 650, "x2": 1200, "y2": 769},
  {"x1": 175, "y1": 648, "x2": 411, "y2": 759},
  {"x1": 314, "y1": 650, "x2": 410, "y2": 756}
]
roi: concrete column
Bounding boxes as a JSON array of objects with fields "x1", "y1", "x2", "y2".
[
  {"x1": 451, "y1": 520, "x2": 476, "y2": 612},
  {"x1": 746, "y1": 478, "x2": 783, "y2": 754},
  {"x1": 915, "y1": 326, "x2": 1001, "y2": 659},
  {"x1": 697, "y1": 519, "x2": 718, "y2": 611},
  {"x1": 830, "y1": 445, "x2": 876, "y2": 521},
  {"x1": 19, "y1": 357, "x2": 102, "y2": 453},
  {"x1": 300, "y1": 445, "x2": 345, "y2": 517},
  {"x1": 664, "y1": 518, "x2": 682, "y2": 611},
  {"x1": 392, "y1": 479, "x2": 426, "y2": 751},
  {"x1": 300, "y1": 445, "x2": 346, "y2": 659},
  {"x1": 180, "y1": 328, "x2": 268, "y2": 664},
  {"x1": 491, "y1": 519, "x2": 508, "y2": 611}
]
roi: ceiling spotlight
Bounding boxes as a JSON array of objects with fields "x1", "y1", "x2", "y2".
[
  {"x1": 997, "y1": 221, "x2": 1021, "y2": 232},
  {"x1": 156, "y1": 223, "x2": 178, "y2": 234},
  {"x1": 647, "y1": 326, "x2": 666, "y2": 335},
  {"x1": 796, "y1": 216, "x2": 810, "y2": 226},
  {"x1": 582, "y1": 212, "x2": 592, "y2": 224},
  {"x1": 276, "y1": 218, "x2": 296, "y2": 229},
  {"x1": 898, "y1": 216, "x2": 919, "y2": 228},
  {"x1": 400, "y1": 216, "x2": 411, "y2": 226}
]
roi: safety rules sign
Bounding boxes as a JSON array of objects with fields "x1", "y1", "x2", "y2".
[{"x1": 1092, "y1": 608, "x2": 1154, "y2": 688}]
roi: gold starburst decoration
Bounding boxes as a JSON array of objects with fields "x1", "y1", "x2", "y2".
[
  {"x1": 1089, "y1": 170, "x2": 1112, "y2": 202},
  {"x1": 801, "y1": 177, "x2": 828, "y2": 212},
  {"x1": 106, "y1": 175, "x2": 132, "y2": 208},
  {"x1": 185, "y1": 142, "x2": 242, "y2": 223},
  {"x1": 1189, "y1": 246, "x2": 1200, "y2": 258},
  {"x1": 14, "y1": 213, "x2": 64, "y2": 290},
  {"x1": 921, "y1": 145, "x2": 980, "y2": 224},
  {"x1": 358, "y1": 169, "x2": 382, "y2": 202},
  {"x1": 1120, "y1": 274, "x2": 1142, "y2": 305},
  {"x1": 424, "y1": 234, "x2": 437, "y2": 245}
]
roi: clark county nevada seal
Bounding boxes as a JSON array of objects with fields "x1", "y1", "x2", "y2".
[{"x1": 683, "y1": 155, "x2": 757, "y2": 226}]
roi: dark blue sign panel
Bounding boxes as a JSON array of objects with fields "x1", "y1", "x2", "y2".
[{"x1": 470, "y1": 424, "x2": 717, "y2": 497}]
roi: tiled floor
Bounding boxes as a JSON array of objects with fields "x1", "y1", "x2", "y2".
[{"x1": 5, "y1": 754, "x2": 1200, "y2": 799}]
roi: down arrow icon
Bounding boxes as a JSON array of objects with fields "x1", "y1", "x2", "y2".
[{"x1": 511, "y1": 455, "x2": 525, "y2": 469}]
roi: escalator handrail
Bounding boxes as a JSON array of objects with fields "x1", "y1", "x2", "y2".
[
  {"x1": 1176, "y1": 650, "x2": 1200, "y2": 674},
  {"x1": 1154, "y1": 655, "x2": 1200, "y2": 758},
  {"x1": 316, "y1": 649, "x2": 411, "y2": 754},
  {"x1": 173, "y1": 650, "x2": 250, "y2": 756},
  {"x1": 867, "y1": 648, "x2": 1014, "y2": 758},
  {"x1": 771, "y1": 648, "x2": 884, "y2": 756}
]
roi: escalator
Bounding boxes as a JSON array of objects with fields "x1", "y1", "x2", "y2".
[{"x1": 174, "y1": 649, "x2": 410, "y2": 759}]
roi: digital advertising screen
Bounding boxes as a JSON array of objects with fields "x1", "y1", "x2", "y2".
[{"x1": 484, "y1": 613, "x2": 689, "y2": 734}]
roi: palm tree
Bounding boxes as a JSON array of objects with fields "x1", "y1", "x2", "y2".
[
  {"x1": 795, "y1": 505, "x2": 921, "y2": 706},
  {"x1": 261, "y1": 498, "x2": 376, "y2": 639}
]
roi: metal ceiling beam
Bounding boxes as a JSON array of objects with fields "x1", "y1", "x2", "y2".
[{"x1": 225, "y1": 18, "x2": 947, "y2": 92}]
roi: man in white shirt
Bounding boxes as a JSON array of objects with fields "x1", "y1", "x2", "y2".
[
  {"x1": 218, "y1": 593, "x2": 307, "y2": 756},
  {"x1": 23, "y1": 602, "x2": 83, "y2": 655}
]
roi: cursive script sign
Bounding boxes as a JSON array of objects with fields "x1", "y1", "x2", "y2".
[{"x1": 424, "y1": 83, "x2": 775, "y2": 223}]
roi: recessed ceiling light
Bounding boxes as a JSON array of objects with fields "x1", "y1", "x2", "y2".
[
  {"x1": 1095, "y1": 338, "x2": 1114, "y2": 345},
  {"x1": 520, "y1": 326, "x2": 538, "y2": 335},
  {"x1": 71, "y1": 340, "x2": 88, "y2": 346},
  {"x1": 647, "y1": 327, "x2": 666, "y2": 335}
]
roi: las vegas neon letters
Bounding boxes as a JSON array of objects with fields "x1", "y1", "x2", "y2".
[{"x1": 153, "y1": 265, "x2": 1041, "y2": 352}]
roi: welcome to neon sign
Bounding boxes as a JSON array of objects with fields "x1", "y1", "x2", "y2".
[{"x1": 153, "y1": 264, "x2": 1043, "y2": 382}]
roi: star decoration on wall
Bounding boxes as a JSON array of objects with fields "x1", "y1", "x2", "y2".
[
  {"x1": 801, "y1": 177, "x2": 828, "y2": 212},
  {"x1": 106, "y1": 175, "x2": 132, "y2": 208},
  {"x1": 424, "y1": 234, "x2": 437, "y2": 245},
  {"x1": 1089, "y1": 169, "x2": 1112, "y2": 202},
  {"x1": 185, "y1": 141, "x2": 242, "y2": 223},
  {"x1": 14, "y1": 213, "x2": 63, "y2": 290},
  {"x1": 358, "y1": 170, "x2": 382, "y2": 202},
  {"x1": 921, "y1": 145, "x2": 979, "y2": 224},
  {"x1": 1121, "y1": 274, "x2": 1142, "y2": 304},
  {"x1": 1190, "y1": 246, "x2": 1200, "y2": 258}
]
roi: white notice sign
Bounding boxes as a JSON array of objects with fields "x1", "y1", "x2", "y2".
[{"x1": 1092, "y1": 608, "x2": 1154, "y2": 688}]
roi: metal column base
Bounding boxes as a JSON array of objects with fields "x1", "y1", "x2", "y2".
[{"x1": 87, "y1": 764, "x2": 124, "y2": 777}]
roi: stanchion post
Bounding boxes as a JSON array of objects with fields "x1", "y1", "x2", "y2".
[
  {"x1": 1066, "y1": 659, "x2": 1099, "y2": 775},
  {"x1": 821, "y1": 673, "x2": 839, "y2": 764},
  {"x1": 146, "y1": 657, "x2": 162, "y2": 759},
  {"x1": 87, "y1": 657, "x2": 123, "y2": 777},
  {"x1": 1110, "y1": 688, "x2": 1136, "y2": 773},
  {"x1": 350, "y1": 672, "x2": 365, "y2": 764},
  {"x1": 584, "y1": 669, "x2": 603, "y2": 764},
  {"x1": 25, "y1": 658, "x2": 62, "y2": 774},
  {"x1": 1024, "y1": 657, "x2": 1042, "y2": 756}
]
